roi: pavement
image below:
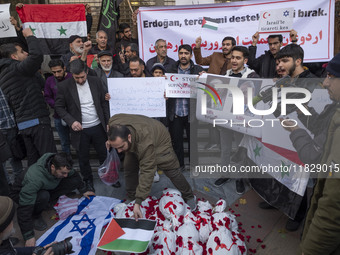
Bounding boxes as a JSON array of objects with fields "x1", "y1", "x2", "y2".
[{"x1": 10, "y1": 165, "x2": 302, "y2": 255}]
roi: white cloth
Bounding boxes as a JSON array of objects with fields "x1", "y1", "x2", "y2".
[{"x1": 76, "y1": 80, "x2": 101, "y2": 128}]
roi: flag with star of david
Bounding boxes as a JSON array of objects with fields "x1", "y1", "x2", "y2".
[
  {"x1": 16, "y1": 4, "x2": 87, "y2": 55},
  {"x1": 37, "y1": 196, "x2": 121, "y2": 255}
]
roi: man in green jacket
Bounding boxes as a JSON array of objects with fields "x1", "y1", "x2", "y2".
[
  {"x1": 107, "y1": 114, "x2": 195, "y2": 220},
  {"x1": 298, "y1": 53, "x2": 340, "y2": 255},
  {"x1": 10, "y1": 153, "x2": 94, "y2": 247}
]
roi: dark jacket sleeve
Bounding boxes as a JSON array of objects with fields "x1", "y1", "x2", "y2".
[
  {"x1": 86, "y1": 14, "x2": 93, "y2": 34},
  {"x1": 16, "y1": 36, "x2": 43, "y2": 76},
  {"x1": 247, "y1": 46, "x2": 263, "y2": 75},
  {"x1": 289, "y1": 128, "x2": 324, "y2": 164},
  {"x1": 55, "y1": 82, "x2": 77, "y2": 126}
]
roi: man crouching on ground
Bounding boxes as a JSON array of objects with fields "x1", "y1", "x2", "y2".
[{"x1": 106, "y1": 114, "x2": 196, "y2": 220}]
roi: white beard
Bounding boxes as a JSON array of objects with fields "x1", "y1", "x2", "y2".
[
  {"x1": 102, "y1": 65, "x2": 112, "y2": 72},
  {"x1": 73, "y1": 45, "x2": 84, "y2": 54}
]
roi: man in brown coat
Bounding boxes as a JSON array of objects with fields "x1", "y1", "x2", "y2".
[
  {"x1": 107, "y1": 114, "x2": 195, "y2": 219},
  {"x1": 194, "y1": 36, "x2": 235, "y2": 75}
]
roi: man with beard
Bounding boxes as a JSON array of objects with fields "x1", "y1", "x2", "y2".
[
  {"x1": 44, "y1": 59, "x2": 73, "y2": 155},
  {"x1": 61, "y1": 35, "x2": 91, "y2": 72},
  {"x1": 107, "y1": 114, "x2": 195, "y2": 220},
  {"x1": 194, "y1": 36, "x2": 236, "y2": 75},
  {"x1": 275, "y1": 44, "x2": 319, "y2": 92},
  {"x1": 120, "y1": 43, "x2": 139, "y2": 76},
  {"x1": 248, "y1": 30, "x2": 297, "y2": 78},
  {"x1": 295, "y1": 53, "x2": 340, "y2": 255},
  {"x1": 55, "y1": 59, "x2": 109, "y2": 193},
  {"x1": 115, "y1": 23, "x2": 138, "y2": 53},
  {"x1": 257, "y1": 44, "x2": 320, "y2": 232},
  {"x1": 10, "y1": 153, "x2": 94, "y2": 247},
  {"x1": 146, "y1": 39, "x2": 176, "y2": 73},
  {"x1": 94, "y1": 51, "x2": 124, "y2": 101},
  {"x1": 129, "y1": 56, "x2": 150, "y2": 77},
  {"x1": 168, "y1": 44, "x2": 204, "y2": 170}
]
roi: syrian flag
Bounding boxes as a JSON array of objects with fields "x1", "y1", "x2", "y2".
[
  {"x1": 202, "y1": 17, "x2": 219, "y2": 30},
  {"x1": 16, "y1": 4, "x2": 87, "y2": 55},
  {"x1": 37, "y1": 196, "x2": 121, "y2": 255},
  {"x1": 235, "y1": 135, "x2": 309, "y2": 219},
  {"x1": 98, "y1": 218, "x2": 156, "y2": 253}
]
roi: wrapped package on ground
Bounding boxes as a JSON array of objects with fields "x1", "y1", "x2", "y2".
[
  {"x1": 206, "y1": 227, "x2": 246, "y2": 255},
  {"x1": 213, "y1": 199, "x2": 227, "y2": 213},
  {"x1": 159, "y1": 189, "x2": 186, "y2": 226},
  {"x1": 113, "y1": 203, "x2": 127, "y2": 218},
  {"x1": 149, "y1": 221, "x2": 177, "y2": 255}
]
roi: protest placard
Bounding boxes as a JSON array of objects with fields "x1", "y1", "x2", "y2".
[
  {"x1": 108, "y1": 77, "x2": 166, "y2": 117},
  {"x1": 258, "y1": 7, "x2": 294, "y2": 34},
  {"x1": 0, "y1": 4, "x2": 16, "y2": 38}
]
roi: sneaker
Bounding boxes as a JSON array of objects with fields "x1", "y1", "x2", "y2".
[
  {"x1": 214, "y1": 178, "x2": 230, "y2": 187},
  {"x1": 34, "y1": 215, "x2": 47, "y2": 231},
  {"x1": 258, "y1": 201, "x2": 275, "y2": 209},
  {"x1": 235, "y1": 179, "x2": 245, "y2": 195},
  {"x1": 186, "y1": 195, "x2": 197, "y2": 211},
  {"x1": 112, "y1": 181, "x2": 121, "y2": 188},
  {"x1": 285, "y1": 218, "x2": 301, "y2": 232},
  {"x1": 153, "y1": 171, "x2": 160, "y2": 183}
]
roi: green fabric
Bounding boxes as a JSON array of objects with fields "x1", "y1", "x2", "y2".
[{"x1": 99, "y1": 239, "x2": 149, "y2": 253}]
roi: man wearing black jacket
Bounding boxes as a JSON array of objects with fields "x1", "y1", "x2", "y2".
[
  {"x1": 55, "y1": 59, "x2": 109, "y2": 192},
  {"x1": 0, "y1": 28, "x2": 56, "y2": 167},
  {"x1": 168, "y1": 44, "x2": 204, "y2": 170}
]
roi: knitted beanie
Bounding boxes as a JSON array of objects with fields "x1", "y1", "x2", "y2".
[
  {"x1": 0, "y1": 196, "x2": 15, "y2": 233},
  {"x1": 326, "y1": 53, "x2": 340, "y2": 77}
]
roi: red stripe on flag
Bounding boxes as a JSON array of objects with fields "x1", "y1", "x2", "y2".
[
  {"x1": 98, "y1": 219, "x2": 125, "y2": 247},
  {"x1": 87, "y1": 55, "x2": 95, "y2": 68},
  {"x1": 202, "y1": 17, "x2": 207, "y2": 27},
  {"x1": 16, "y1": 4, "x2": 86, "y2": 23},
  {"x1": 256, "y1": 138, "x2": 303, "y2": 165}
]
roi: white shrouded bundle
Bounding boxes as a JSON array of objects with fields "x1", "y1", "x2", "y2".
[
  {"x1": 206, "y1": 227, "x2": 246, "y2": 255},
  {"x1": 112, "y1": 190, "x2": 247, "y2": 255}
]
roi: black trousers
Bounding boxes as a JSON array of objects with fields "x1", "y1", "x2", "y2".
[
  {"x1": 77, "y1": 124, "x2": 107, "y2": 182},
  {"x1": 20, "y1": 124, "x2": 57, "y2": 167},
  {"x1": 169, "y1": 116, "x2": 190, "y2": 167}
]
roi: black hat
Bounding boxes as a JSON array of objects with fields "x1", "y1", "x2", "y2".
[
  {"x1": 326, "y1": 53, "x2": 340, "y2": 78},
  {"x1": 68, "y1": 35, "x2": 82, "y2": 44},
  {"x1": 151, "y1": 63, "x2": 166, "y2": 74},
  {"x1": 98, "y1": 51, "x2": 112, "y2": 58}
]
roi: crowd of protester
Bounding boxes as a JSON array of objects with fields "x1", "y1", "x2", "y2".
[{"x1": 0, "y1": 3, "x2": 339, "y2": 255}]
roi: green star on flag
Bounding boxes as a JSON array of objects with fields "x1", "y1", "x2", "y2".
[
  {"x1": 29, "y1": 25, "x2": 36, "y2": 35},
  {"x1": 57, "y1": 26, "x2": 67, "y2": 36},
  {"x1": 253, "y1": 144, "x2": 262, "y2": 158},
  {"x1": 280, "y1": 161, "x2": 290, "y2": 178}
]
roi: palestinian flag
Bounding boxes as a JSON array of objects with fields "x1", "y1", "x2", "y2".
[
  {"x1": 234, "y1": 135, "x2": 309, "y2": 219},
  {"x1": 16, "y1": 4, "x2": 87, "y2": 55},
  {"x1": 98, "y1": 218, "x2": 156, "y2": 253},
  {"x1": 87, "y1": 55, "x2": 98, "y2": 69},
  {"x1": 202, "y1": 17, "x2": 219, "y2": 30}
]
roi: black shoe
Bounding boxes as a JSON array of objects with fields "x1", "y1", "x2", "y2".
[
  {"x1": 285, "y1": 218, "x2": 301, "y2": 232},
  {"x1": 258, "y1": 201, "x2": 275, "y2": 209},
  {"x1": 34, "y1": 215, "x2": 47, "y2": 231},
  {"x1": 112, "y1": 181, "x2": 121, "y2": 188},
  {"x1": 9, "y1": 237, "x2": 19, "y2": 246},
  {"x1": 235, "y1": 180, "x2": 245, "y2": 195},
  {"x1": 214, "y1": 178, "x2": 230, "y2": 187},
  {"x1": 85, "y1": 180, "x2": 95, "y2": 192}
]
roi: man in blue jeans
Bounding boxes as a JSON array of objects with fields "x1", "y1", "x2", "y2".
[{"x1": 44, "y1": 59, "x2": 73, "y2": 155}]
